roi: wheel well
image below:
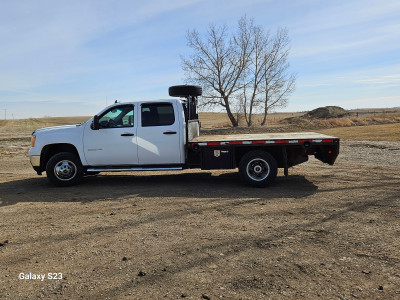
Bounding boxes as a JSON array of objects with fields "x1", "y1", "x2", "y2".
[
  {"x1": 235, "y1": 147, "x2": 278, "y2": 165},
  {"x1": 235, "y1": 146, "x2": 307, "y2": 168},
  {"x1": 40, "y1": 144, "x2": 80, "y2": 171}
]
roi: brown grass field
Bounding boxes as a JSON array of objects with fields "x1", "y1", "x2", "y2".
[
  {"x1": 198, "y1": 112, "x2": 305, "y2": 128},
  {"x1": 317, "y1": 123, "x2": 400, "y2": 141},
  {"x1": 1, "y1": 109, "x2": 399, "y2": 141}
]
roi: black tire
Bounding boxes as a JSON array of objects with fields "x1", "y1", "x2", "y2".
[
  {"x1": 239, "y1": 150, "x2": 278, "y2": 187},
  {"x1": 169, "y1": 85, "x2": 202, "y2": 97},
  {"x1": 46, "y1": 152, "x2": 84, "y2": 187}
]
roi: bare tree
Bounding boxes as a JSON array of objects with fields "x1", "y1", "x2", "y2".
[
  {"x1": 260, "y1": 28, "x2": 296, "y2": 125},
  {"x1": 238, "y1": 26, "x2": 295, "y2": 126},
  {"x1": 181, "y1": 20, "x2": 253, "y2": 127},
  {"x1": 182, "y1": 17, "x2": 295, "y2": 127},
  {"x1": 238, "y1": 21, "x2": 271, "y2": 126}
]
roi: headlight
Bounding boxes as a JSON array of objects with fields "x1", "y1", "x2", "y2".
[{"x1": 31, "y1": 135, "x2": 36, "y2": 147}]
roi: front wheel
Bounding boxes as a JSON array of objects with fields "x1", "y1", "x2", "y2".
[
  {"x1": 46, "y1": 152, "x2": 83, "y2": 186},
  {"x1": 239, "y1": 150, "x2": 278, "y2": 187}
]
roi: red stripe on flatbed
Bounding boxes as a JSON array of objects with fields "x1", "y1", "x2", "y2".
[{"x1": 190, "y1": 138, "x2": 337, "y2": 147}]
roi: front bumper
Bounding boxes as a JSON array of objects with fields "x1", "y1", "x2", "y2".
[
  {"x1": 30, "y1": 155, "x2": 40, "y2": 167},
  {"x1": 29, "y1": 155, "x2": 42, "y2": 175}
]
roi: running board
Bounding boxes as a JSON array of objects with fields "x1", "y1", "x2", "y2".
[{"x1": 86, "y1": 166, "x2": 183, "y2": 172}]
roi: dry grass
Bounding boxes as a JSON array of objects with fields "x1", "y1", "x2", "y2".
[
  {"x1": 317, "y1": 123, "x2": 400, "y2": 141},
  {"x1": 0, "y1": 117, "x2": 90, "y2": 137},
  {"x1": 199, "y1": 112, "x2": 400, "y2": 141},
  {"x1": 1, "y1": 113, "x2": 399, "y2": 141},
  {"x1": 2, "y1": 113, "x2": 299, "y2": 135},
  {"x1": 199, "y1": 112, "x2": 305, "y2": 128},
  {"x1": 282, "y1": 113, "x2": 400, "y2": 129},
  {"x1": 200, "y1": 110, "x2": 400, "y2": 130}
]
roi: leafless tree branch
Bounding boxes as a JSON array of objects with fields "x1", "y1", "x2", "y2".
[{"x1": 181, "y1": 17, "x2": 295, "y2": 127}]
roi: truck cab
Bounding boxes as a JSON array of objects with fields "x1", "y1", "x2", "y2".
[{"x1": 83, "y1": 100, "x2": 186, "y2": 166}]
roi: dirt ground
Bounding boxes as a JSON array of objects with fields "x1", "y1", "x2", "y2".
[{"x1": 0, "y1": 135, "x2": 399, "y2": 299}]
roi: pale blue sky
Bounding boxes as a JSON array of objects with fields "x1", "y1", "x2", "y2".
[{"x1": 0, "y1": 0, "x2": 399, "y2": 119}]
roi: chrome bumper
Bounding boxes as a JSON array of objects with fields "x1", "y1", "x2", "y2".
[{"x1": 29, "y1": 156, "x2": 40, "y2": 167}]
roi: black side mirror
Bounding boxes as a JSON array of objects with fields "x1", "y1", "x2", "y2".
[{"x1": 92, "y1": 115, "x2": 100, "y2": 130}]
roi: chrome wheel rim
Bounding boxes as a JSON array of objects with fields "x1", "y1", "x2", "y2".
[
  {"x1": 246, "y1": 158, "x2": 270, "y2": 181},
  {"x1": 54, "y1": 160, "x2": 77, "y2": 181}
]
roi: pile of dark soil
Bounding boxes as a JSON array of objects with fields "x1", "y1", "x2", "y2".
[
  {"x1": 279, "y1": 106, "x2": 351, "y2": 129},
  {"x1": 305, "y1": 106, "x2": 349, "y2": 119}
]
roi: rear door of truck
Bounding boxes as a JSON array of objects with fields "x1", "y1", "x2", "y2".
[{"x1": 136, "y1": 101, "x2": 183, "y2": 165}]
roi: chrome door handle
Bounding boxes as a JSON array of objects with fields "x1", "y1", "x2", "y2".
[
  {"x1": 121, "y1": 133, "x2": 134, "y2": 136},
  {"x1": 163, "y1": 131, "x2": 177, "y2": 135}
]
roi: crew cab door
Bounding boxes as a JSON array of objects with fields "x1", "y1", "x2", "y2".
[
  {"x1": 83, "y1": 105, "x2": 138, "y2": 166},
  {"x1": 136, "y1": 102, "x2": 183, "y2": 165}
]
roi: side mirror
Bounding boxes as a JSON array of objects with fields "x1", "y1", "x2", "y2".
[{"x1": 92, "y1": 115, "x2": 100, "y2": 130}]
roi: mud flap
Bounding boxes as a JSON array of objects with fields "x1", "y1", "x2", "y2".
[{"x1": 315, "y1": 142, "x2": 340, "y2": 165}]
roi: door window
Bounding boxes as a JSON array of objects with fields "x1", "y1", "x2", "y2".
[
  {"x1": 141, "y1": 103, "x2": 175, "y2": 127},
  {"x1": 98, "y1": 105, "x2": 134, "y2": 128}
]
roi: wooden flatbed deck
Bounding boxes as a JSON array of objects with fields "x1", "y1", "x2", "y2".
[{"x1": 190, "y1": 132, "x2": 338, "y2": 143}]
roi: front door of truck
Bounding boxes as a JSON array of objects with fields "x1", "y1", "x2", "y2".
[
  {"x1": 83, "y1": 105, "x2": 138, "y2": 166},
  {"x1": 136, "y1": 102, "x2": 182, "y2": 165}
]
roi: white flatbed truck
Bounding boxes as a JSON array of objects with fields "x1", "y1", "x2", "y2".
[{"x1": 28, "y1": 85, "x2": 339, "y2": 187}]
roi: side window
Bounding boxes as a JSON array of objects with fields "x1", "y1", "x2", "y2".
[
  {"x1": 98, "y1": 105, "x2": 134, "y2": 128},
  {"x1": 141, "y1": 103, "x2": 175, "y2": 127}
]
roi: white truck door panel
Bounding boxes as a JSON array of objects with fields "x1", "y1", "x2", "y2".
[
  {"x1": 83, "y1": 105, "x2": 138, "y2": 166},
  {"x1": 137, "y1": 102, "x2": 182, "y2": 165}
]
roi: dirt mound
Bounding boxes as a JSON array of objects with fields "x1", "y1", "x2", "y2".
[
  {"x1": 305, "y1": 106, "x2": 349, "y2": 119},
  {"x1": 280, "y1": 106, "x2": 351, "y2": 128}
]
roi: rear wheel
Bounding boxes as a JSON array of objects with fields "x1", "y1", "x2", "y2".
[
  {"x1": 169, "y1": 85, "x2": 202, "y2": 97},
  {"x1": 239, "y1": 150, "x2": 277, "y2": 187},
  {"x1": 46, "y1": 152, "x2": 83, "y2": 186}
]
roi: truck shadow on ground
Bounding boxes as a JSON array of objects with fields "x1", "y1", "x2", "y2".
[{"x1": 0, "y1": 172, "x2": 317, "y2": 207}]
